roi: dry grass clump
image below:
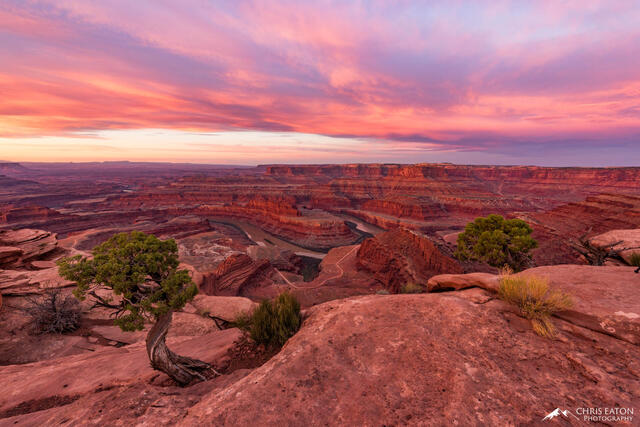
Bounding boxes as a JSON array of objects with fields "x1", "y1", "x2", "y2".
[
  {"x1": 630, "y1": 252, "x2": 640, "y2": 267},
  {"x1": 400, "y1": 282, "x2": 424, "y2": 294},
  {"x1": 498, "y1": 274, "x2": 572, "y2": 338}
]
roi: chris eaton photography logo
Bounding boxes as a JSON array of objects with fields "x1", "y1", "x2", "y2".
[{"x1": 542, "y1": 406, "x2": 634, "y2": 423}]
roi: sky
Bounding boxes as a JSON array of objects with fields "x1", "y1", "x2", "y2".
[{"x1": 0, "y1": 1, "x2": 639, "y2": 166}]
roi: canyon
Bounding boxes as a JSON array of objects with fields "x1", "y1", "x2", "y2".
[{"x1": 1, "y1": 162, "x2": 639, "y2": 425}]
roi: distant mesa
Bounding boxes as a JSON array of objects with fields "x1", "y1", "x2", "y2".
[{"x1": 0, "y1": 162, "x2": 31, "y2": 178}]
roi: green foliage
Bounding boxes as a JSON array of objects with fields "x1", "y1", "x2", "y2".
[
  {"x1": 238, "y1": 292, "x2": 301, "y2": 347},
  {"x1": 232, "y1": 311, "x2": 253, "y2": 331},
  {"x1": 498, "y1": 274, "x2": 572, "y2": 338},
  {"x1": 455, "y1": 214, "x2": 538, "y2": 272},
  {"x1": 399, "y1": 282, "x2": 424, "y2": 294},
  {"x1": 57, "y1": 231, "x2": 197, "y2": 332},
  {"x1": 629, "y1": 252, "x2": 640, "y2": 267}
]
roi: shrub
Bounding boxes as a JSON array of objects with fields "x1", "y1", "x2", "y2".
[
  {"x1": 498, "y1": 274, "x2": 572, "y2": 338},
  {"x1": 630, "y1": 252, "x2": 640, "y2": 267},
  {"x1": 376, "y1": 289, "x2": 390, "y2": 295},
  {"x1": 23, "y1": 289, "x2": 81, "y2": 334},
  {"x1": 238, "y1": 292, "x2": 301, "y2": 347},
  {"x1": 400, "y1": 282, "x2": 424, "y2": 294},
  {"x1": 455, "y1": 214, "x2": 538, "y2": 272},
  {"x1": 232, "y1": 311, "x2": 253, "y2": 331},
  {"x1": 57, "y1": 231, "x2": 207, "y2": 386}
]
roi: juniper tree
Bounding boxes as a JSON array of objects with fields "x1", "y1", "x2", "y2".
[
  {"x1": 57, "y1": 231, "x2": 209, "y2": 386},
  {"x1": 455, "y1": 214, "x2": 538, "y2": 272}
]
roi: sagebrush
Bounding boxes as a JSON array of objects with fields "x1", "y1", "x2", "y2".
[
  {"x1": 235, "y1": 292, "x2": 301, "y2": 347},
  {"x1": 23, "y1": 289, "x2": 81, "y2": 334},
  {"x1": 498, "y1": 274, "x2": 572, "y2": 338}
]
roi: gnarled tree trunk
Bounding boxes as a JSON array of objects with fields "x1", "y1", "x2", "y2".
[{"x1": 145, "y1": 311, "x2": 213, "y2": 386}]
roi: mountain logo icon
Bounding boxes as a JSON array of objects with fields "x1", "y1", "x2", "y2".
[{"x1": 542, "y1": 408, "x2": 580, "y2": 421}]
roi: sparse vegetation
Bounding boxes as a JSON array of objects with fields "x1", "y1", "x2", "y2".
[
  {"x1": 196, "y1": 308, "x2": 211, "y2": 318},
  {"x1": 235, "y1": 292, "x2": 301, "y2": 347},
  {"x1": 400, "y1": 283, "x2": 424, "y2": 294},
  {"x1": 232, "y1": 311, "x2": 253, "y2": 331},
  {"x1": 376, "y1": 289, "x2": 390, "y2": 295},
  {"x1": 23, "y1": 289, "x2": 80, "y2": 334},
  {"x1": 455, "y1": 214, "x2": 538, "y2": 272},
  {"x1": 570, "y1": 229, "x2": 640, "y2": 266},
  {"x1": 57, "y1": 231, "x2": 208, "y2": 386},
  {"x1": 498, "y1": 274, "x2": 572, "y2": 338}
]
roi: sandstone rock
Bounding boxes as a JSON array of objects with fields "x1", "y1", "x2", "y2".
[
  {"x1": 184, "y1": 294, "x2": 640, "y2": 426},
  {"x1": 430, "y1": 265, "x2": 640, "y2": 345},
  {"x1": 88, "y1": 312, "x2": 224, "y2": 345},
  {"x1": 0, "y1": 328, "x2": 241, "y2": 415},
  {"x1": 201, "y1": 254, "x2": 276, "y2": 296},
  {"x1": 2, "y1": 369, "x2": 252, "y2": 426},
  {"x1": 246, "y1": 246, "x2": 302, "y2": 272},
  {"x1": 0, "y1": 229, "x2": 58, "y2": 267},
  {"x1": 442, "y1": 231, "x2": 461, "y2": 246},
  {"x1": 520, "y1": 193, "x2": 640, "y2": 265},
  {"x1": 168, "y1": 312, "x2": 222, "y2": 337},
  {"x1": 516, "y1": 265, "x2": 640, "y2": 345},
  {"x1": 357, "y1": 228, "x2": 462, "y2": 292},
  {"x1": 29, "y1": 260, "x2": 57, "y2": 269},
  {"x1": 427, "y1": 272, "x2": 499, "y2": 292},
  {"x1": 90, "y1": 326, "x2": 147, "y2": 345},
  {"x1": 189, "y1": 295, "x2": 257, "y2": 321},
  {"x1": 0, "y1": 247, "x2": 22, "y2": 266},
  {"x1": 0, "y1": 268, "x2": 74, "y2": 296},
  {"x1": 590, "y1": 228, "x2": 640, "y2": 264}
]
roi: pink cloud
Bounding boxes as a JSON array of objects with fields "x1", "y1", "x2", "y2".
[{"x1": 0, "y1": 0, "x2": 639, "y2": 162}]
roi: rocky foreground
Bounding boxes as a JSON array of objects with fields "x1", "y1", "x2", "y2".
[{"x1": 1, "y1": 264, "x2": 639, "y2": 425}]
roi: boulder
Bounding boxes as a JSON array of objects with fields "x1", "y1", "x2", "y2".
[
  {"x1": 590, "y1": 228, "x2": 640, "y2": 264},
  {"x1": 30, "y1": 260, "x2": 57, "y2": 270},
  {"x1": 184, "y1": 294, "x2": 639, "y2": 425},
  {"x1": 0, "y1": 229, "x2": 58, "y2": 267},
  {"x1": 427, "y1": 272, "x2": 499, "y2": 292},
  {"x1": 189, "y1": 295, "x2": 257, "y2": 321},
  {"x1": 442, "y1": 231, "x2": 461, "y2": 246}
]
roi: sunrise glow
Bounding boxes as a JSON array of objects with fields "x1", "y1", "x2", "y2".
[{"x1": 1, "y1": 1, "x2": 639, "y2": 165}]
